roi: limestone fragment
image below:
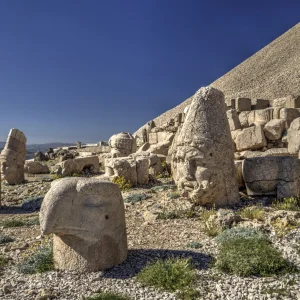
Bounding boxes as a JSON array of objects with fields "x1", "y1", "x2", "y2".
[{"x1": 108, "y1": 132, "x2": 136, "y2": 158}]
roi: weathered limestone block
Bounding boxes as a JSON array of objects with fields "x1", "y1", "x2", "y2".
[
  {"x1": 226, "y1": 109, "x2": 241, "y2": 131},
  {"x1": 287, "y1": 117, "x2": 300, "y2": 154},
  {"x1": 0, "y1": 128, "x2": 27, "y2": 184},
  {"x1": 235, "y1": 125, "x2": 267, "y2": 151},
  {"x1": 40, "y1": 178, "x2": 127, "y2": 272},
  {"x1": 234, "y1": 160, "x2": 244, "y2": 188},
  {"x1": 269, "y1": 97, "x2": 288, "y2": 108},
  {"x1": 280, "y1": 108, "x2": 300, "y2": 128},
  {"x1": 235, "y1": 98, "x2": 251, "y2": 112},
  {"x1": 243, "y1": 156, "x2": 300, "y2": 198},
  {"x1": 238, "y1": 111, "x2": 250, "y2": 128},
  {"x1": 148, "y1": 132, "x2": 158, "y2": 145},
  {"x1": 251, "y1": 99, "x2": 269, "y2": 110},
  {"x1": 148, "y1": 132, "x2": 175, "y2": 156},
  {"x1": 285, "y1": 95, "x2": 300, "y2": 108},
  {"x1": 254, "y1": 108, "x2": 274, "y2": 126},
  {"x1": 131, "y1": 151, "x2": 163, "y2": 176},
  {"x1": 225, "y1": 99, "x2": 235, "y2": 109},
  {"x1": 105, "y1": 157, "x2": 137, "y2": 185},
  {"x1": 108, "y1": 132, "x2": 136, "y2": 157},
  {"x1": 24, "y1": 161, "x2": 50, "y2": 174},
  {"x1": 264, "y1": 119, "x2": 286, "y2": 140},
  {"x1": 136, "y1": 156, "x2": 149, "y2": 185},
  {"x1": 59, "y1": 156, "x2": 99, "y2": 176},
  {"x1": 137, "y1": 142, "x2": 150, "y2": 152},
  {"x1": 170, "y1": 87, "x2": 239, "y2": 206}
]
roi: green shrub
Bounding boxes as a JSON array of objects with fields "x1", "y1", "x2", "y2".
[
  {"x1": 239, "y1": 206, "x2": 265, "y2": 221},
  {"x1": 112, "y1": 176, "x2": 132, "y2": 191},
  {"x1": 272, "y1": 197, "x2": 300, "y2": 211},
  {"x1": 156, "y1": 161, "x2": 171, "y2": 179},
  {"x1": 85, "y1": 292, "x2": 131, "y2": 300},
  {"x1": 136, "y1": 257, "x2": 197, "y2": 292},
  {"x1": 124, "y1": 193, "x2": 151, "y2": 203},
  {"x1": 72, "y1": 173, "x2": 82, "y2": 177},
  {"x1": 18, "y1": 244, "x2": 53, "y2": 274},
  {"x1": 0, "y1": 217, "x2": 40, "y2": 228},
  {"x1": 215, "y1": 227, "x2": 266, "y2": 244},
  {"x1": 0, "y1": 219, "x2": 26, "y2": 228},
  {"x1": 0, "y1": 235, "x2": 14, "y2": 244},
  {"x1": 216, "y1": 237, "x2": 295, "y2": 276},
  {"x1": 271, "y1": 218, "x2": 298, "y2": 237},
  {"x1": 0, "y1": 255, "x2": 8, "y2": 267},
  {"x1": 199, "y1": 206, "x2": 216, "y2": 222}
]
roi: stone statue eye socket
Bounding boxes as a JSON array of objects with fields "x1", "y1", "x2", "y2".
[{"x1": 84, "y1": 196, "x2": 107, "y2": 208}]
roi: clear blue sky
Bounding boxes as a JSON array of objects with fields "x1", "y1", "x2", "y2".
[{"x1": 0, "y1": 0, "x2": 299, "y2": 144}]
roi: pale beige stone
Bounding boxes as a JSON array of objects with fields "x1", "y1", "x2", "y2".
[
  {"x1": 226, "y1": 109, "x2": 241, "y2": 131},
  {"x1": 280, "y1": 108, "x2": 300, "y2": 128},
  {"x1": 287, "y1": 117, "x2": 300, "y2": 154},
  {"x1": 108, "y1": 132, "x2": 136, "y2": 157},
  {"x1": 59, "y1": 156, "x2": 99, "y2": 176},
  {"x1": 0, "y1": 128, "x2": 27, "y2": 184},
  {"x1": 24, "y1": 161, "x2": 49, "y2": 174},
  {"x1": 170, "y1": 87, "x2": 239, "y2": 206},
  {"x1": 40, "y1": 178, "x2": 127, "y2": 272},
  {"x1": 264, "y1": 119, "x2": 286, "y2": 140},
  {"x1": 243, "y1": 156, "x2": 300, "y2": 198},
  {"x1": 235, "y1": 125, "x2": 267, "y2": 151}
]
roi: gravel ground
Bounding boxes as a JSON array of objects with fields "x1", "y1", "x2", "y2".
[{"x1": 1, "y1": 176, "x2": 300, "y2": 300}]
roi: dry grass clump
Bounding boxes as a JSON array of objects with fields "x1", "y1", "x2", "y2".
[
  {"x1": 272, "y1": 197, "x2": 300, "y2": 211},
  {"x1": 85, "y1": 292, "x2": 131, "y2": 300},
  {"x1": 239, "y1": 206, "x2": 265, "y2": 221}
]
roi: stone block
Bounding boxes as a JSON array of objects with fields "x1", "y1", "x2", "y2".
[
  {"x1": 264, "y1": 119, "x2": 286, "y2": 140},
  {"x1": 235, "y1": 98, "x2": 251, "y2": 112},
  {"x1": 251, "y1": 99, "x2": 269, "y2": 110},
  {"x1": 243, "y1": 156, "x2": 300, "y2": 198},
  {"x1": 148, "y1": 132, "x2": 158, "y2": 145},
  {"x1": 235, "y1": 125, "x2": 267, "y2": 151},
  {"x1": 280, "y1": 108, "x2": 300, "y2": 128}
]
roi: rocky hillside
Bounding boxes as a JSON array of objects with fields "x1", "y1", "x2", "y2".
[
  {"x1": 135, "y1": 22, "x2": 300, "y2": 135},
  {"x1": 0, "y1": 142, "x2": 75, "y2": 159}
]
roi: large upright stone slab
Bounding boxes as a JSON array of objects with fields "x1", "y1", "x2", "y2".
[
  {"x1": 287, "y1": 117, "x2": 300, "y2": 154},
  {"x1": 243, "y1": 156, "x2": 300, "y2": 198},
  {"x1": 170, "y1": 87, "x2": 239, "y2": 206},
  {"x1": 0, "y1": 128, "x2": 27, "y2": 184},
  {"x1": 40, "y1": 178, "x2": 128, "y2": 272}
]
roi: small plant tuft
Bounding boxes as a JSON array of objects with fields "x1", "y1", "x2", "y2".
[
  {"x1": 168, "y1": 192, "x2": 181, "y2": 199},
  {"x1": 85, "y1": 292, "x2": 131, "y2": 300},
  {"x1": 151, "y1": 184, "x2": 177, "y2": 192},
  {"x1": 136, "y1": 257, "x2": 197, "y2": 294},
  {"x1": 0, "y1": 235, "x2": 14, "y2": 244},
  {"x1": 112, "y1": 176, "x2": 132, "y2": 191},
  {"x1": 272, "y1": 197, "x2": 300, "y2": 211},
  {"x1": 18, "y1": 244, "x2": 53, "y2": 274},
  {"x1": 52, "y1": 174, "x2": 63, "y2": 180},
  {"x1": 215, "y1": 227, "x2": 266, "y2": 244},
  {"x1": 0, "y1": 219, "x2": 26, "y2": 228},
  {"x1": 186, "y1": 241, "x2": 202, "y2": 249},
  {"x1": 239, "y1": 206, "x2": 265, "y2": 221},
  {"x1": 0, "y1": 255, "x2": 8, "y2": 267},
  {"x1": 123, "y1": 193, "x2": 151, "y2": 203}
]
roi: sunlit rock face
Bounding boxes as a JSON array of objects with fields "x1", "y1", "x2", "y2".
[
  {"x1": 40, "y1": 178, "x2": 128, "y2": 272},
  {"x1": 170, "y1": 87, "x2": 240, "y2": 206},
  {"x1": 0, "y1": 128, "x2": 27, "y2": 184}
]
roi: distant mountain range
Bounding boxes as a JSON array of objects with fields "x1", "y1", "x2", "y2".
[{"x1": 0, "y1": 142, "x2": 75, "y2": 159}]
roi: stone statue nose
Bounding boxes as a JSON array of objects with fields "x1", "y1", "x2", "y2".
[{"x1": 183, "y1": 160, "x2": 194, "y2": 181}]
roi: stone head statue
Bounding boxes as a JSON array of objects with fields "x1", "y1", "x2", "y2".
[
  {"x1": 0, "y1": 128, "x2": 27, "y2": 184},
  {"x1": 170, "y1": 87, "x2": 239, "y2": 206},
  {"x1": 40, "y1": 177, "x2": 128, "y2": 272},
  {"x1": 108, "y1": 132, "x2": 136, "y2": 158}
]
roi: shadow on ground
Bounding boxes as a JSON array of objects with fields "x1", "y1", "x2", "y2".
[{"x1": 101, "y1": 248, "x2": 212, "y2": 279}]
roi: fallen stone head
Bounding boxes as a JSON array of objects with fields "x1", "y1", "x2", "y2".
[{"x1": 40, "y1": 177, "x2": 128, "y2": 272}]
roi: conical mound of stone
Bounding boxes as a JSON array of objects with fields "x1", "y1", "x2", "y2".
[
  {"x1": 135, "y1": 22, "x2": 300, "y2": 135},
  {"x1": 170, "y1": 87, "x2": 240, "y2": 206}
]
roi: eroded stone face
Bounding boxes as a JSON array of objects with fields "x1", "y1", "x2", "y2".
[
  {"x1": 0, "y1": 128, "x2": 27, "y2": 184},
  {"x1": 170, "y1": 87, "x2": 239, "y2": 206},
  {"x1": 108, "y1": 132, "x2": 136, "y2": 158},
  {"x1": 40, "y1": 178, "x2": 128, "y2": 272}
]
